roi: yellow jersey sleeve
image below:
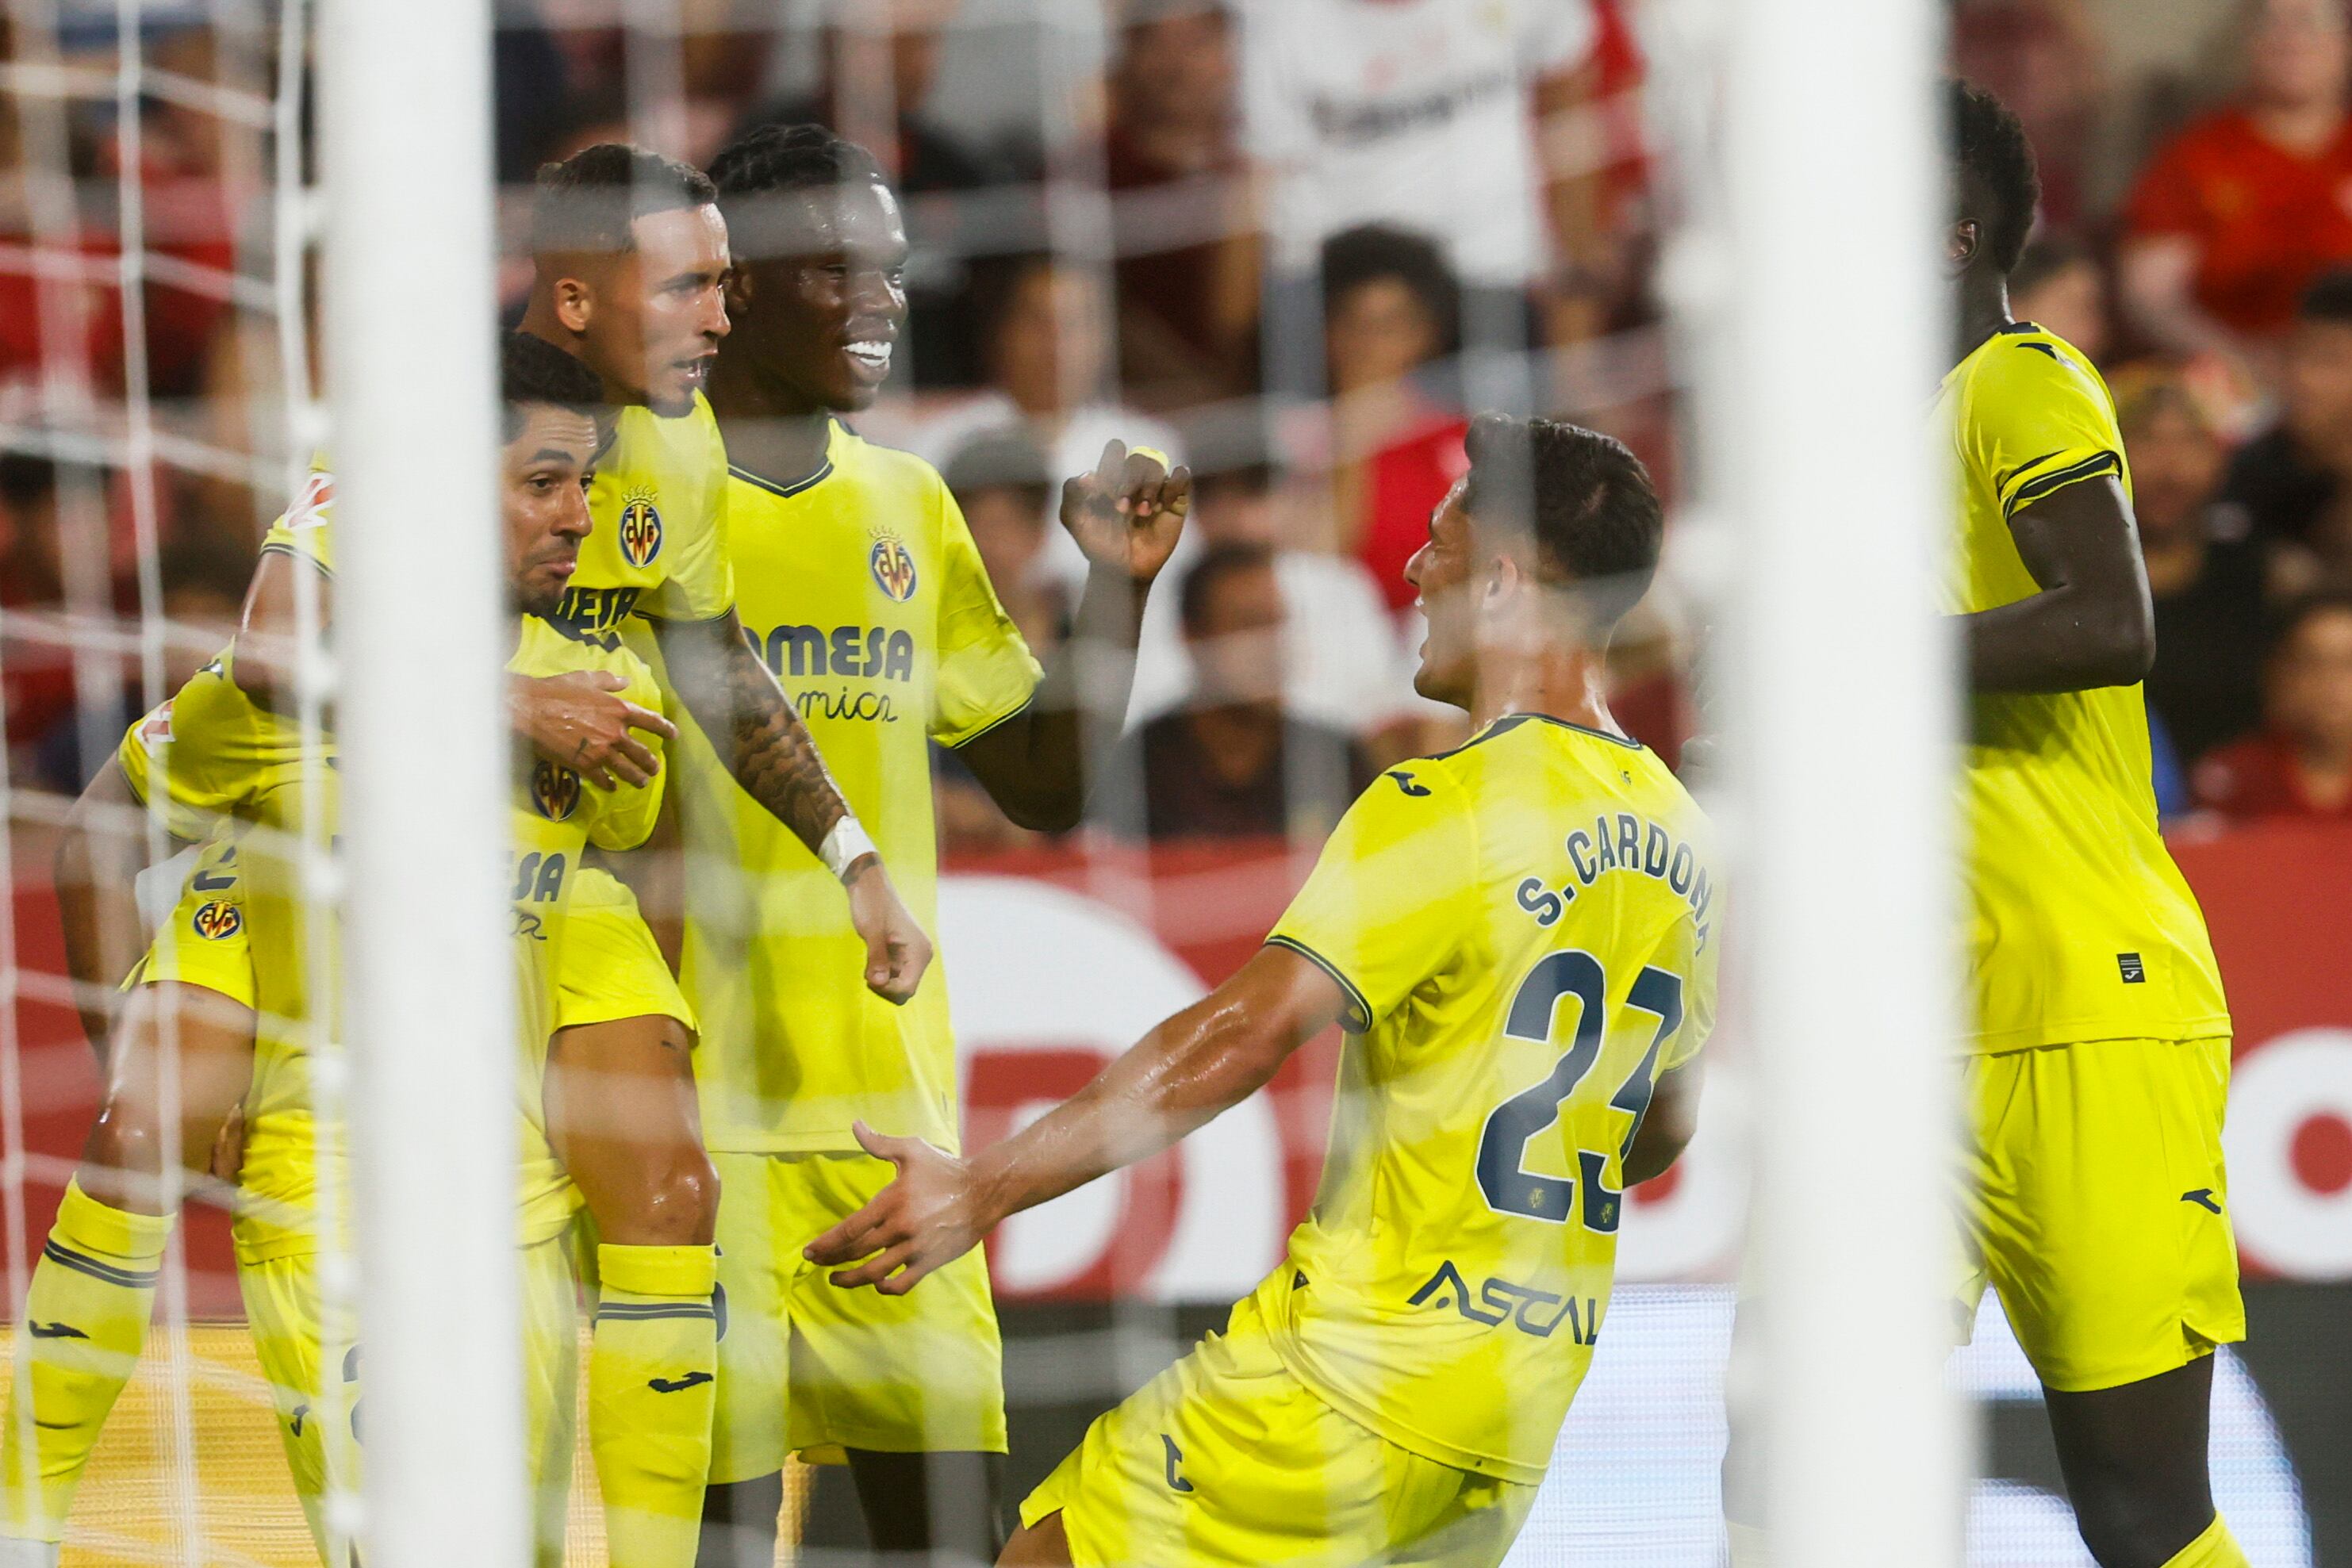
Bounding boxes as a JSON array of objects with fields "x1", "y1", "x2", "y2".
[
  {"x1": 931, "y1": 480, "x2": 1044, "y2": 746},
  {"x1": 630, "y1": 399, "x2": 735, "y2": 623},
  {"x1": 1962, "y1": 338, "x2": 2124, "y2": 521},
  {"x1": 113, "y1": 667, "x2": 270, "y2": 842},
  {"x1": 258, "y1": 468, "x2": 336, "y2": 574},
  {"x1": 1267, "y1": 765, "x2": 1479, "y2": 1033}
]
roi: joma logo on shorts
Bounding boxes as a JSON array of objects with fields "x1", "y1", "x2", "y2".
[{"x1": 1408, "y1": 1260, "x2": 1599, "y2": 1345}]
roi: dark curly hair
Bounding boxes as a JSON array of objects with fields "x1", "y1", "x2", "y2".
[
  {"x1": 705, "y1": 122, "x2": 888, "y2": 261},
  {"x1": 1462, "y1": 412, "x2": 1661, "y2": 632},
  {"x1": 499, "y1": 328, "x2": 605, "y2": 441},
  {"x1": 531, "y1": 143, "x2": 716, "y2": 257},
  {"x1": 1947, "y1": 79, "x2": 2040, "y2": 275}
]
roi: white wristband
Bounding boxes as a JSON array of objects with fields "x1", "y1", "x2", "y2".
[{"x1": 819, "y1": 816, "x2": 878, "y2": 883}]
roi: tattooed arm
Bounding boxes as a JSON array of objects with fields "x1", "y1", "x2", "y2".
[{"x1": 653, "y1": 609, "x2": 931, "y2": 1002}]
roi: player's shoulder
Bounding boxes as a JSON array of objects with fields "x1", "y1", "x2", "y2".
[
  {"x1": 832, "y1": 420, "x2": 953, "y2": 501},
  {"x1": 1958, "y1": 322, "x2": 2112, "y2": 412}
]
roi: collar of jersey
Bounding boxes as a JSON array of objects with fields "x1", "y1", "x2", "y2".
[
  {"x1": 1436, "y1": 711, "x2": 1646, "y2": 760},
  {"x1": 727, "y1": 419, "x2": 842, "y2": 500}
]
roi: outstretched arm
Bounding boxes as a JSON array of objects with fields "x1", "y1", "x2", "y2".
[
  {"x1": 953, "y1": 442, "x2": 1189, "y2": 831},
  {"x1": 807, "y1": 943, "x2": 1344, "y2": 1293},
  {"x1": 55, "y1": 760, "x2": 171, "y2": 1054},
  {"x1": 236, "y1": 546, "x2": 677, "y2": 788},
  {"x1": 1959, "y1": 477, "x2": 2155, "y2": 695},
  {"x1": 653, "y1": 609, "x2": 931, "y2": 1002}
]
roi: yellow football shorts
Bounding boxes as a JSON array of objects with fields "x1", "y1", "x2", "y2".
[
  {"x1": 553, "y1": 869, "x2": 696, "y2": 1034},
  {"x1": 1955, "y1": 1034, "x2": 2246, "y2": 1393},
  {"x1": 240, "y1": 1236, "x2": 581, "y2": 1565},
  {"x1": 708, "y1": 1151, "x2": 1006, "y2": 1482},
  {"x1": 1022, "y1": 1283, "x2": 1537, "y2": 1568},
  {"x1": 123, "y1": 837, "x2": 255, "y2": 1007}
]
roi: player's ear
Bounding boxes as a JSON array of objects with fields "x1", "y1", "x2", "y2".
[
  {"x1": 724, "y1": 265, "x2": 756, "y2": 313},
  {"x1": 1947, "y1": 217, "x2": 1980, "y2": 273},
  {"x1": 552, "y1": 272, "x2": 595, "y2": 335},
  {"x1": 1481, "y1": 551, "x2": 1521, "y2": 608}
]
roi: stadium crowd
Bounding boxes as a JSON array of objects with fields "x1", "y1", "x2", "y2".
[{"x1": 6, "y1": 0, "x2": 2352, "y2": 834}]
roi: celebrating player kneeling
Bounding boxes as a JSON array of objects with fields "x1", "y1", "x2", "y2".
[{"x1": 809, "y1": 415, "x2": 1715, "y2": 1568}]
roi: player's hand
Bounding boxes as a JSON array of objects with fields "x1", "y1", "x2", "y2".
[
  {"x1": 1057, "y1": 439, "x2": 1189, "y2": 586},
  {"x1": 806, "y1": 1121, "x2": 989, "y2": 1294},
  {"x1": 509, "y1": 670, "x2": 677, "y2": 790},
  {"x1": 208, "y1": 1105, "x2": 247, "y2": 1187},
  {"x1": 845, "y1": 856, "x2": 931, "y2": 1005}
]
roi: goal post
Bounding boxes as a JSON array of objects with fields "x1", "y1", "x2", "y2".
[
  {"x1": 319, "y1": 0, "x2": 527, "y2": 1559},
  {"x1": 1721, "y1": 0, "x2": 1964, "y2": 1559}
]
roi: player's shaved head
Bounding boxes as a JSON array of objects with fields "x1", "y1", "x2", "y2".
[
  {"x1": 523, "y1": 143, "x2": 731, "y2": 416},
  {"x1": 1947, "y1": 79, "x2": 2040, "y2": 277},
  {"x1": 1461, "y1": 413, "x2": 1662, "y2": 634},
  {"x1": 532, "y1": 143, "x2": 719, "y2": 259}
]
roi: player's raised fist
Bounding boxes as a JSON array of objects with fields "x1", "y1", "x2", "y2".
[
  {"x1": 1058, "y1": 437, "x2": 1190, "y2": 585},
  {"x1": 806, "y1": 1120, "x2": 988, "y2": 1295},
  {"x1": 509, "y1": 668, "x2": 677, "y2": 790}
]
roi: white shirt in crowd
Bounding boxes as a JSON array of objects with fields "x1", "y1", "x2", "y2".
[{"x1": 1240, "y1": 0, "x2": 1594, "y2": 288}]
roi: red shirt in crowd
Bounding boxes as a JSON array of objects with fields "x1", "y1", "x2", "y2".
[
  {"x1": 2123, "y1": 109, "x2": 2352, "y2": 339},
  {"x1": 2192, "y1": 730, "x2": 2352, "y2": 822},
  {"x1": 1355, "y1": 409, "x2": 1469, "y2": 614}
]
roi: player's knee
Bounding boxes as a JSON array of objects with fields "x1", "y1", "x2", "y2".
[
  {"x1": 81, "y1": 1094, "x2": 167, "y2": 1187},
  {"x1": 612, "y1": 1147, "x2": 719, "y2": 1245},
  {"x1": 2071, "y1": 1486, "x2": 2213, "y2": 1568}
]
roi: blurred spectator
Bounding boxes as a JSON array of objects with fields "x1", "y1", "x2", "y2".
[
  {"x1": 1, "y1": 454, "x2": 71, "y2": 754},
  {"x1": 1950, "y1": 0, "x2": 2104, "y2": 232},
  {"x1": 943, "y1": 427, "x2": 1068, "y2": 656},
  {"x1": 1103, "y1": 0, "x2": 1261, "y2": 411},
  {"x1": 2120, "y1": 0, "x2": 2352, "y2": 370},
  {"x1": 2219, "y1": 268, "x2": 2352, "y2": 581},
  {"x1": 1313, "y1": 226, "x2": 1469, "y2": 614},
  {"x1": 912, "y1": 252, "x2": 1182, "y2": 594},
  {"x1": 2011, "y1": 233, "x2": 2112, "y2": 362},
  {"x1": 2117, "y1": 366, "x2": 2270, "y2": 764},
  {"x1": 1239, "y1": 0, "x2": 1603, "y2": 392},
  {"x1": 31, "y1": 536, "x2": 250, "y2": 794},
  {"x1": 2192, "y1": 591, "x2": 2352, "y2": 819},
  {"x1": 735, "y1": 0, "x2": 1006, "y2": 388},
  {"x1": 935, "y1": 429, "x2": 1065, "y2": 855},
  {"x1": 1097, "y1": 542, "x2": 1372, "y2": 842},
  {"x1": 1126, "y1": 438, "x2": 1423, "y2": 751}
]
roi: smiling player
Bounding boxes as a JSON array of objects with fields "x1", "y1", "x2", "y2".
[
  {"x1": 806, "y1": 414, "x2": 1713, "y2": 1568},
  {"x1": 685, "y1": 125, "x2": 1188, "y2": 1564}
]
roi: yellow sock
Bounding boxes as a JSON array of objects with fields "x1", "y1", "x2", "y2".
[
  {"x1": 589, "y1": 1244, "x2": 717, "y2": 1568},
  {"x1": 0, "y1": 1181, "x2": 171, "y2": 1543},
  {"x1": 2162, "y1": 1515, "x2": 2251, "y2": 1568}
]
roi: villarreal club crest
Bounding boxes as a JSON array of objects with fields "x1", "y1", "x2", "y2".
[
  {"x1": 869, "y1": 529, "x2": 918, "y2": 603},
  {"x1": 191, "y1": 899, "x2": 243, "y2": 941},
  {"x1": 618, "y1": 490, "x2": 664, "y2": 569},
  {"x1": 532, "y1": 760, "x2": 582, "y2": 821}
]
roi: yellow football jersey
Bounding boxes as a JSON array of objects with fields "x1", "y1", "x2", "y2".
[
  {"x1": 675, "y1": 420, "x2": 1042, "y2": 1153},
  {"x1": 140, "y1": 492, "x2": 670, "y2": 1259},
  {"x1": 1937, "y1": 324, "x2": 2229, "y2": 1051},
  {"x1": 549, "y1": 394, "x2": 735, "y2": 640},
  {"x1": 1260, "y1": 714, "x2": 1717, "y2": 1483}
]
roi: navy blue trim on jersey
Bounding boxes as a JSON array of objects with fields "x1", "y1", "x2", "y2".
[
  {"x1": 944, "y1": 693, "x2": 1037, "y2": 750},
  {"x1": 1994, "y1": 319, "x2": 2044, "y2": 335},
  {"x1": 41, "y1": 1240, "x2": 160, "y2": 1290},
  {"x1": 1264, "y1": 935, "x2": 1374, "y2": 1033},
  {"x1": 2005, "y1": 450, "x2": 2122, "y2": 517},
  {"x1": 729, "y1": 458, "x2": 835, "y2": 500},
  {"x1": 1432, "y1": 711, "x2": 1645, "y2": 762}
]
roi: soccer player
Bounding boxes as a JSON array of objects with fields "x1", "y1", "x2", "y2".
[
  {"x1": 514, "y1": 143, "x2": 932, "y2": 1005},
  {"x1": 684, "y1": 124, "x2": 1188, "y2": 1564},
  {"x1": 1928, "y1": 82, "x2": 2244, "y2": 1568},
  {"x1": 0, "y1": 335, "x2": 711, "y2": 1568},
  {"x1": 807, "y1": 413, "x2": 1713, "y2": 1568}
]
